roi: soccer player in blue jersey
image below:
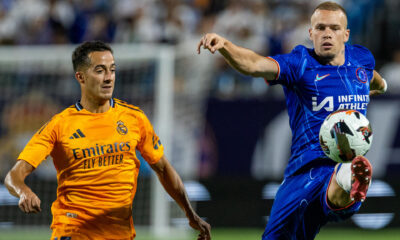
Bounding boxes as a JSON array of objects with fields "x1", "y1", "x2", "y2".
[{"x1": 197, "y1": 1, "x2": 387, "y2": 240}]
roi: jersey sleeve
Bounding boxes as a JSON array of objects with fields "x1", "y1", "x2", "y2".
[
  {"x1": 267, "y1": 45, "x2": 304, "y2": 86},
  {"x1": 17, "y1": 116, "x2": 59, "y2": 168},
  {"x1": 350, "y1": 44, "x2": 375, "y2": 84},
  {"x1": 137, "y1": 113, "x2": 164, "y2": 165}
]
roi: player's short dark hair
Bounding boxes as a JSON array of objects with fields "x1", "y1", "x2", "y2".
[
  {"x1": 72, "y1": 40, "x2": 113, "y2": 71},
  {"x1": 313, "y1": 1, "x2": 347, "y2": 19}
]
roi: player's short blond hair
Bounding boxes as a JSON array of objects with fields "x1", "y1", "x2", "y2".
[{"x1": 312, "y1": 1, "x2": 347, "y2": 19}]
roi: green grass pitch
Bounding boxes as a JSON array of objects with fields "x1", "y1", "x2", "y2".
[{"x1": 0, "y1": 227, "x2": 400, "y2": 240}]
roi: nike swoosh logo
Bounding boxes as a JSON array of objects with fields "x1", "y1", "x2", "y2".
[{"x1": 315, "y1": 74, "x2": 330, "y2": 81}]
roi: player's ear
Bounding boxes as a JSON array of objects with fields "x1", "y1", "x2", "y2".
[
  {"x1": 344, "y1": 29, "x2": 350, "y2": 43},
  {"x1": 308, "y1": 28, "x2": 313, "y2": 41},
  {"x1": 75, "y1": 71, "x2": 85, "y2": 84}
]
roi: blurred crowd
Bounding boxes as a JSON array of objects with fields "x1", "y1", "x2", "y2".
[
  {"x1": 0, "y1": 0, "x2": 382, "y2": 53},
  {"x1": 0, "y1": 0, "x2": 398, "y2": 99}
]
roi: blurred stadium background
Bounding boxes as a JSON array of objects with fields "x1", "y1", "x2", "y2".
[{"x1": 0, "y1": 0, "x2": 399, "y2": 239}]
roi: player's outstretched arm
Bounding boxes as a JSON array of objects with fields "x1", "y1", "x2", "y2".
[
  {"x1": 150, "y1": 156, "x2": 211, "y2": 240},
  {"x1": 369, "y1": 70, "x2": 387, "y2": 96},
  {"x1": 197, "y1": 33, "x2": 279, "y2": 81},
  {"x1": 4, "y1": 160, "x2": 42, "y2": 213}
]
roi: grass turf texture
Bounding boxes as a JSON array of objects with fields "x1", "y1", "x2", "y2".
[{"x1": 1, "y1": 227, "x2": 400, "y2": 240}]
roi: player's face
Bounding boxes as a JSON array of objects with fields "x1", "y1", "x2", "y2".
[
  {"x1": 80, "y1": 51, "x2": 116, "y2": 102},
  {"x1": 309, "y1": 10, "x2": 349, "y2": 60}
]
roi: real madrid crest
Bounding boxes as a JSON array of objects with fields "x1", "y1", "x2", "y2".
[{"x1": 117, "y1": 120, "x2": 128, "y2": 135}]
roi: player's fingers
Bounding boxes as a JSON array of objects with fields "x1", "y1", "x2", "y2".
[
  {"x1": 19, "y1": 198, "x2": 29, "y2": 213},
  {"x1": 32, "y1": 198, "x2": 41, "y2": 213},
  {"x1": 204, "y1": 36, "x2": 214, "y2": 50},
  {"x1": 205, "y1": 227, "x2": 211, "y2": 240},
  {"x1": 198, "y1": 232, "x2": 211, "y2": 240},
  {"x1": 197, "y1": 37, "x2": 205, "y2": 54},
  {"x1": 25, "y1": 197, "x2": 33, "y2": 213},
  {"x1": 210, "y1": 38, "x2": 218, "y2": 53},
  {"x1": 198, "y1": 233, "x2": 205, "y2": 240},
  {"x1": 26, "y1": 197, "x2": 36, "y2": 213},
  {"x1": 211, "y1": 40, "x2": 223, "y2": 53},
  {"x1": 199, "y1": 223, "x2": 211, "y2": 240},
  {"x1": 18, "y1": 200, "x2": 27, "y2": 213},
  {"x1": 30, "y1": 207, "x2": 39, "y2": 213},
  {"x1": 26, "y1": 196, "x2": 40, "y2": 213},
  {"x1": 200, "y1": 232, "x2": 211, "y2": 240},
  {"x1": 202, "y1": 35, "x2": 210, "y2": 49}
]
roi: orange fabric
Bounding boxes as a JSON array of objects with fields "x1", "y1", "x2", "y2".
[
  {"x1": 18, "y1": 98, "x2": 163, "y2": 239},
  {"x1": 51, "y1": 227, "x2": 134, "y2": 240}
]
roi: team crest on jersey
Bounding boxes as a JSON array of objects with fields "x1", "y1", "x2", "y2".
[
  {"x1": 116, "y1": 121, "x2": 128, "y2": 135},
  {"x1": 356, "y1": 67, "x2": 368, "y2": 83}
]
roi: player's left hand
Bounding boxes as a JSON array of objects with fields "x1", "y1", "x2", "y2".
[{"x1": 188, "y1": 214, "x2": 211, "y2": 240}]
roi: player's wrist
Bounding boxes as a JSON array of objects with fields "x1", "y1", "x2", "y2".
[
  {"x1": 218, "y1": 40, "x2": 229, "y2": 54},
  {"x1": 374, "y1": 78, "x2": 387, "y2": 94},
  {"x1": 17, "y1": 187, "x2": 33, "y2": 198},
  {"x1": 185, "y1": 209, "x2": 198, "y2": 221},
  {"x1": 380, "y1": 78, "x2": 387, "y2": 93}
]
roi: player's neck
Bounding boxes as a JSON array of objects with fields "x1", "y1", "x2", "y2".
[
  {"x1": 80, "y1": 97, "x2": 110, "y2": 113},
  {"x1": 317, "y1": 49, "x2": 346, "y2": 66},
  {"x1": 329, "y1": 53, "x2": 345, "y2": 66}
]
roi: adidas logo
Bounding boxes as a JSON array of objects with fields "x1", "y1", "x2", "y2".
[{"x1": 69, "y1": 129, "x2": 86, "y2": 139}]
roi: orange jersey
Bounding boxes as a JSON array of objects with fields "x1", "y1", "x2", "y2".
[{"x1": 18, "y1": 98, "x2": 164, "y2": 239}]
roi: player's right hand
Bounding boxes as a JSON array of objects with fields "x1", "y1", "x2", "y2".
[
  {"x1": 18, "y1": 190, "x2": 41, "y2": 213},
  {"x1": 189, "y1": 214, "x2": 211, "y2": 240},
  {"x1": 197, "y1": 33, "x2": 226, "y2": 54}
]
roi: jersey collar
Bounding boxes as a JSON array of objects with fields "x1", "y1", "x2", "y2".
[{"x1": 75, "y1": 98, "x2": 115, "y2": 111}]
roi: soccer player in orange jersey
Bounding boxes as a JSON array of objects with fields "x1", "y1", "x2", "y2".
[{"x1": 4, "y1": 41, "x2": 211, "y2": 240}]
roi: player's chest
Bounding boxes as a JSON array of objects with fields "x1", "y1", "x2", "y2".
[
  {"x1": 298, "y1": 66, "x2": 371, "y2": 96},
  {"x1": 58, "y1": 115, "x2": 140, "y2": 155},
  {"x1": 295, "y1": 66, "x2": 372, "y2": 113}
]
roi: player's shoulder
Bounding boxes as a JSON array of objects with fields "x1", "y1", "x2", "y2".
[
  {"x1": 38, "y1": 105, "x2": 76, "y2": 131},
  {"x1": 292, "y1": 44, "x2": 309, "y2": 53},
  {"x1": 56, "y1": 104, "x2": 81, "y2": 118},
  {"x1": 288, "y1": 45, "x2": 316, "y2": 68},
  {"x1": 347, "y1": 44, "x2": 373, "y2": 56},
  {"x1": 347, "y1": 44, "x2": 375, "y2": 68},
  {"x1": 291, "y1": 45, "x2": 318, "y2": 57},
  {"x1": 272, "y1": 45, "x2": 310, "y2": 66},
  {"x1": 113, "y1": 98, "x2": 145, "y2": 116},
  {"x1": 288, "y1": 45, "x2": 315, "y2": 62},
  {"x1": 53, "y1": 105, "x2": 75, "y2": 118}
]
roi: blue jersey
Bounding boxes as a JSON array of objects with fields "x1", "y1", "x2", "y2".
[{"x1": 268, "y1": 44, "x2": 375, "y2": 177}]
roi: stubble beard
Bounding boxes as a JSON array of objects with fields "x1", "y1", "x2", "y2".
[{"x1": 316, "y1": 50, "x2": 337, "y2": 65}]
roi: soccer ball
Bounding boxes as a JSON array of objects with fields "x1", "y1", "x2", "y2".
[{"x1": 319, "y1": 109, "x2": 373, "y2": 163}]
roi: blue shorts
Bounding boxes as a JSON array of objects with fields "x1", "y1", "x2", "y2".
[{"x1": 262, "y1": 162, "x2": 362, "y2": 240}]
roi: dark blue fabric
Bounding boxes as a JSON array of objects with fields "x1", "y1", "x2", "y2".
[{"x1": 262, "y1": 164, "x2": 362, "y2": 240}]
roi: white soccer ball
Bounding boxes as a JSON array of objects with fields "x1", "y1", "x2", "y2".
[{"x1": 319, "y1": 109, "x2": 373, "y2": 163}]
